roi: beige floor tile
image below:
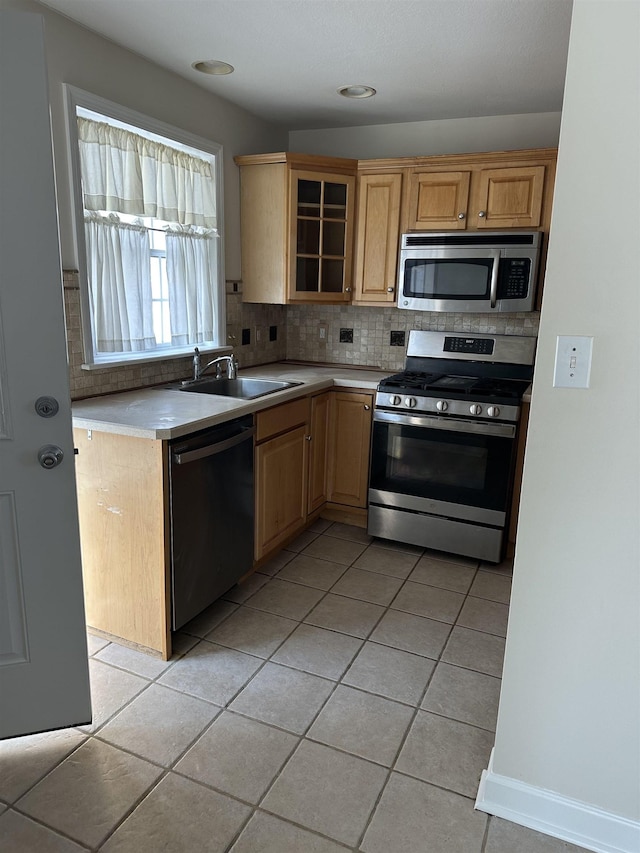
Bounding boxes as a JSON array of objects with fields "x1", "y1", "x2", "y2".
[
  {"x1": 369, "y1": 609, "x2": 451, "y2": 659},
  {"x1": 0, "y1": 810, "x2": 86, "y2": 853},
  {"x1": 175, "y1": 711, "x2": 297, "y2": 803},
  {"x1": 421, "y1": 662, "x2": 502, "y2": 731},
  {"x1": 257, "y1": 548, "x2": 296, "y2": 576},
  {"x1": 169, "y1": 631, "x2": 199, "y2": 656},
  {"x1": 206, "y1": 607, "x2": 297, "y2": 658},
  {"x1": 101, "y1": 773, "x2": 251, "y2": 853},
  {"x1": 353, "y1": 545, "x2": 419, "y2": 579},
  {"x1": 485, "y1": 816, "x2": 591, "y2": 852},
  {"x1": 243, "y1": 578, "x2": 325, "y2": 620},
  {"x1": 395, "y1": 710, "x2": 494, "y2": 798},
  {"x1": 308, "y1": 684, "x2": 413, "y2": 766},
  {"x1": 98, "y1": 682, "x2": 219, "y2": 766},
  {"x1": 422, "y1": 548, "x2": 479, "y2": 567},
  {"x1": 276, "y1": 553, "x2": 348, "y2": 589},
  {"x1": 86, "y1": 632, "x2": 110, "y2": 656},
  {"x1": 342, "y1": 642, "x2": 435, "y2": 705},
  {"x1": 261, "y1": 740, "x2": 387, "y2": 846},
  {"x1": 361, "y1": 772, "x2": 487, "y2": 853},
  {"x1": 324, "y1": 522, "x2": 373, "y2": 544},
  {"x1": 304, "y1": 594, "x2": 385, "y2": 639},
  {"x1": 229, "y1": 662, "x2": 334, "y2": 733},
  {"x1": 180, "y1": 599, "x2": 239, "y2": 638},
  {"x1": 230, "y1": 811, "x2": 347, "y2": 853},
  {"x1": 222, "y1": 571, "x2": 270, "y2": 603},
  {"x1": 480, "y1": 556, "x2": 514, "y2": 576},
  {"x1": 80, "y1": 659, "x2": 148, "y2": 733},
  {"x1": 457, "y1": 596, "x2": 509, "y2": 637},
  {"x1": 409, "y1": 555, "x2": 477, "y2": 593},
  {"x1": 470, "y1": 571, "x2": 512, "y2": 604},
  {"x1": 308, "y1": 517, "x2": 333, "y2": 534},
  {"x1": 158, "y1": 641, "x2": 262, "y2": 705},
  {"x1": 0, "y1": 729, "x2": 86, "y2": 803},
  {"x1": 284, "y1": 529, "x2": 321, "y2": 552},
  {"x1": 330, "y1": 567, "x2": 403, "y2": 606},
  {"x1": 301, "y1": 535, "x2": 368, "y2": 566},
  {"x1": 272, "y1": 623, "x2": 362, "y2": 680},
  {"x1": 442, "y1": 626, "x2": 506, "y2": 677},
  {"x1": 16, "y1": 739, "x2": 162, "y2": 848},
  {"x1": 391, "y1": 580, "x2": 465, "y2": 623},
  {"x1": 95, "y1": 642, "x2": 173, "y2": 679}
]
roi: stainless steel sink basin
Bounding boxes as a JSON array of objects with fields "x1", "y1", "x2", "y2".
[{"x1": 166, "y1": 377, "x2": 302, "y2": 399}]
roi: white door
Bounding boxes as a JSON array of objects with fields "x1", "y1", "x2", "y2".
[{"x1": 0, "y1": 11, "x2": 91, "y2": 738}]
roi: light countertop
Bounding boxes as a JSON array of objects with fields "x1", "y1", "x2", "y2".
[{"x1": 72, "y1": 363, "x2": 389, "y2": 440}]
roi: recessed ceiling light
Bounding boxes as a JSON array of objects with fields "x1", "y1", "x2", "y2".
[
  {"x1": 192, "y1": 60, "x2": 235, "y2": 76},
  {"x1": 337, "y1": 85, "x2": 376, "y2": 99}
]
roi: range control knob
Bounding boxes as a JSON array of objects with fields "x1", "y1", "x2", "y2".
[
  {"x1": 487, "y1": 406, "x2": 501, "y2": 418},
  {"x1": 435, "y1": 400, "x2": 448, "y2": 412},
  {"x1": 404, "y1": 397, "x2": 417, "y2": 408},
  {"x1": 470, "y1": 404, "x2": 483, "y2": 416},
  {"x1": 390, "y1": 395, "x2": 402, "y2": 406}
]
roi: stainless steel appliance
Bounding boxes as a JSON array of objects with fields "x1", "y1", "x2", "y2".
[
  {"x1": 169, "y1": 414, "x2": 255, "y2": 629},
  {"x1": 397, "y1": 231, "x2": 541, "y2": 313},
  {"x1": 368, "y1": 331, "x2": 535, "y2": 562}
]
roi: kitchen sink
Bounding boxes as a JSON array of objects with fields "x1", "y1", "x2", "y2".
[{"x1": 166, "y1": 377, "x2": 302, "y2": 399}]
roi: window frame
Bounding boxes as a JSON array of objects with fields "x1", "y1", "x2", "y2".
[{"x1": 63, "y1": 85, "x2": 227, "y2": 369}]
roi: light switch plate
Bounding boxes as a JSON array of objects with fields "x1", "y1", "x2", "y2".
[{"x1": 553, "y1": 335, "x2": 593, "y2": 388}]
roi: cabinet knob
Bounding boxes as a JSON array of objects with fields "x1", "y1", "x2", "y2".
[
  {"x1": 305, "y1": 434, "x2": 312, "y2": 441},
  {"x1": 345, "y1": 287, "x2": 352, "y2": 293},
  {"x1": 364, "y1": 404, "x2": 371, "y2": 411},
  {"x1": 478, "y1": 210, "x2": 486, "y2": 218},
  {"x1": 387, "y1": 287, "x2": 394, "y2": 293},
  {"x1": 457, "y1": 212, "x2": 465, "y2": 220}
]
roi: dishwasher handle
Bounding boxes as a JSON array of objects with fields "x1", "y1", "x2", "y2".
[{"x1": 173, "y1": 425, "x2": 255, "y2": 465}]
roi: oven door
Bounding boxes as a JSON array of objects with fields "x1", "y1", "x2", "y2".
[{"x1": 369, "y1": 409, "x2": 517, "y2": 526}]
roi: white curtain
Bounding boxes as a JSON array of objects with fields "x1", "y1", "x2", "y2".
[
  {"x1": 84, "y1": 213, "x2": 157, "y2": 353},
  {"x1": 78, "y1": 117, "x2": 217, "y2": 229},
  {"x1": 165, "y1": 227, "x2": 218, "y2": 345}
]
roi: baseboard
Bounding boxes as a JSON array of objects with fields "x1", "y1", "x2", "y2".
[{"x1": 475, "y1": 750, "x2": 640, "y2": 853}]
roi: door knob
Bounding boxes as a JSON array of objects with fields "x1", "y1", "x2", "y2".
[{"x1": 38, "y1": 445, "x2": 64, "y2": 469}]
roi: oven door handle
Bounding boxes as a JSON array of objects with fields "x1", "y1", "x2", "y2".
[{"x1": 373, "y1": 409, "x2": 516, "y2": 438}]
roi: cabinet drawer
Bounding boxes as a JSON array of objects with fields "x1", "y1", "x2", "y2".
[{"x1": 256, "y1": 397, "x2": 309, "y2": 442}]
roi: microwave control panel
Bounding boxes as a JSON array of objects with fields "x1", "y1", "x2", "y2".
[{"x1": 498, "y1": 258, "x2": 531, "y2": 299}]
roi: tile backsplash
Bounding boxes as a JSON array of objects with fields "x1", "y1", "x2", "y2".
[{"x1": 63, "y1": 271, "x2": 538, "y2": 399}]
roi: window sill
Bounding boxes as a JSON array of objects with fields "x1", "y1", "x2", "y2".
[{"x1": 81, "y1": 344, "x2": 232, "y2": 371}]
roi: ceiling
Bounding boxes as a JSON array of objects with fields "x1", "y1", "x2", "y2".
[{"x1": 37, "y1": 0, "x2": 574, "y2": 131}]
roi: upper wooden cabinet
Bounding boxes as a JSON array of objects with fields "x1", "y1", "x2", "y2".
[
  {"x1": 403, "y1": 150, "x2": 556, "y2": 232},
  {"x1": 234, "y1": 153, "x2": 356, "y2": 304},
  {"x1": 353, "y1": 172, "x2": 403, "y2": 305}
]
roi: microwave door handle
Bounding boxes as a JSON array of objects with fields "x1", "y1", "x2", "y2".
[{"x1": 489, "y1": 250, "x2": 501, "y2": 308}]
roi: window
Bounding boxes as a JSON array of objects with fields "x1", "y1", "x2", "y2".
[{"x1": 64, "y1": 88, "x2": 225, "y2": 368}]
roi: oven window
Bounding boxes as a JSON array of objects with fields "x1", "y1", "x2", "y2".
[
  {"x1": 371, "y1": 420, "x2": 514, "y2": 512},
  {"x1": 403, "y1": 259, "x2": 493, "y2": 299}
]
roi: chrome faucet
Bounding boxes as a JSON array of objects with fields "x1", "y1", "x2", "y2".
[{"x1": 193, "y1": 347, "x2": 238, "y2": 381}]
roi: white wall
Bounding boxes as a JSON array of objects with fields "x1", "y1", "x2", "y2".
[
  {"x1": 5, "y1": 0, "x2": 287, "y2": 279},
  {"x1": 480, "y1": 0, "x2": 640, "y2": 846},
  {"x1": 289, "y1": 112, "x2": 561, "y2": 159}
]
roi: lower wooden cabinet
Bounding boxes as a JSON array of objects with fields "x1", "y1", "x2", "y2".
[
  {"x1": 307, "y1": 391, "x2": 331, "y2": 513},
  {"x1": 327, "y1": 390, "x2": 374, "y2": 508}
]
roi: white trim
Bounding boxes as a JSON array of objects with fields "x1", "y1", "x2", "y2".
[
  {"x1": 61, "y1": 85, "x2": 226, "y2": 367},
  {"x1": 476, "y1": 750, "x2": 640, "y2": 853}
]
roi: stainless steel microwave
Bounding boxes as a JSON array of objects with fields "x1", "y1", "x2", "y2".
[{"x1": 397, "y1": 231, "x2": 542, "y2": 313}]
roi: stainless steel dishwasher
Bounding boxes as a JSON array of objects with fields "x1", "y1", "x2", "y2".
[{"x1": 169, "y1": 414, "x2": 255, "y2": 630}]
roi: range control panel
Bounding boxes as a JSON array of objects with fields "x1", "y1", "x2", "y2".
[{"x1": 444, "y1": 337, "x2": 495, "y2": 355}]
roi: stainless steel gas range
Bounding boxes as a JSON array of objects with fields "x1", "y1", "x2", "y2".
[{"x1": 368, "y1": 330, "x2": 535, "y2": 563}]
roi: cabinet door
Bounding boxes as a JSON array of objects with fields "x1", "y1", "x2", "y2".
[
  {"x1": 308, "y1": 392, "x2": 331, "y2": 513},
  {"x1": 255, "y1": 425, "x2": 309, "y2": 559},
  {"x1": 473, "y1": 165, "x2": 546, "y2": 228},
  {"x1": 289, "y1": 170, "x2": 355, "y2": 302},
  {"x1": 327, "y1": 391, "x2": 373, "y2": 508},
  {"x1": 408, "y1": 170, "x2": 471, "y2": 230},
  {"x1": 353, "y1": 172, "x2": 403, "y2": 304}
]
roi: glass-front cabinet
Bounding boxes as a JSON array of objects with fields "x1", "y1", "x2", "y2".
[{"x1": 290, "y1": 170, "x2": 355, "y2": 301}]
